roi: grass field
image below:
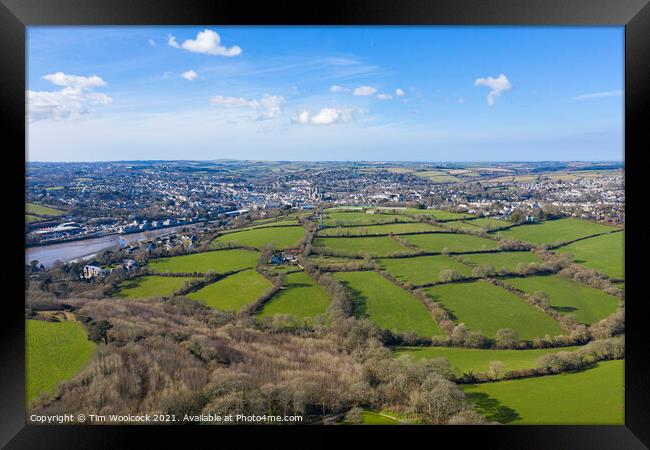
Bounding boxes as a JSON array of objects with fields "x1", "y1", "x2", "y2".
[
  {"x1": 213, "y1": 226, "x2": 305, "y2": 249},
  {"x1": 360, "y1": 411, "x2": 401, "y2": 424},
  {"x1": 467, "y1": 218, "x2": 512, "y2": 230},
  {"x1": 312, "y1": 236, "x2": 412, "y2": 257},
  {"x1": 556, "y1": 232, "x2": 624, "y2": 279},
  {"x1": 258, "y1": 272, "x2": 330, "y2": 318},
  {"x1": 323, "y1": 211, "x2": 414, "y2": 226},
  {"x1": 401, "y1": 233, "x2": 498, "y2": 253},
  {"x1": 460, "y1": 251, "x2": 542, "y2": 272},
  {"x1": 334, "y1": 271, "x2": 443, "y2": 337},
  {"x1": 377, "y1": 255, "x2": 472, "y2": 285},
  {"x1": 463, "y1": 360, "x2": 624, "y2": 424},
  {"x1": 113, "y1": 275, "x2": 200, "y2": 298},
  {"x1": 147, "y1": 249, "x2": 259, "y2": 274},
  {"x1": 187, "y1": 269, "x2": 272, "y2": 312},
  {"x1": 26, "y1": 320, "x2": 96, "y2": 403},
  {"x1": 26, "y1": 203, "x2": 65, "y2": 216},
  {"x1": 395, "y1": 346, "x2": 580, "y2": 374},
  {"x1": 424, "y1": 280, "x2": 565, "y2": 340},
  {"x1": 242, "y1": 219, "x2": 301, "y2": 229},
  {"x1": 317, "y1": 222, "x2": 442, "y2": 236},
  {"x1": 504, "y1": 275, "x2": 620, "y2": 325},
  {"x1": 497, "y1": 218, "x2": 617, "y2": 245},
  {"x1": 26, "y1": 214, "x2": 44, "y2": 223}
]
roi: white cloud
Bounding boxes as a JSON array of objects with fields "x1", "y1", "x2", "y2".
[
  {"x1": 209, "y1": 94, "x2": 284, "y2": 120},
  {"x1": 574, "y1": 90, "x2": 623, "y2": 101},
  {"x1": 167, "y1": 34, "x2": 180, "y2": 48},
  {"x1": 474, "y1": 73, "x2": 512, "y2": 106},
  {"x1": 148, "y1": 39, "x2": 157, "y2": 47},
  {"x1": 292, "y1": 107, "x2": 360, "y2": 125},
  {"x1": 395, "y1": 88, "x2": 405, "y2": 97},
  {"x1": 353, "y1": 86, "x2": 377, "y2": 96},
  {"x1": 169, "y1": 29, "x2": 242, "y2": 57},
  {"x1": 376, "y1": 93, "x2": 393, "y2": 101},
  {"x1": 330, "y1": 85, "x2": 348, "y2": 93},
  {"x1": 28, "y1": 72, "x2": 111, "y2": 121},
  {"x1": 181, "y1": 70, "x2": 198, "y2": 81},
  {"x1": 41, "y1": 72, "x2": 106, "y2": 90}
]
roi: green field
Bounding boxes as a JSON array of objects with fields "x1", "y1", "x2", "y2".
[
  {"x1": 113, "y1": 276, "x2": 200, "y2": 298},
  {"x1": 317, "y1": 222, "x2": 442, "y2": 236},
  {"x1": 460, "y1": 251, "x2": 542, "y2": 272},
  {"x1": 497, "y1": 218, "x2": 617, "y2": 245},
  {"x1": 334, "y1": 271, "x2": 443, "y2": 337},
  {"x1": 464, "y1": 360, "x2": 624, "y2": 424},
  {"x1": 242, "y1": 219, "x2": 301, "y2": 230},
  {"x1": 410, "y1": 209, "x2": 474, "y2": 221},
  {"x1": 401, "y1": 233, "x2": 498, "y2": 253},
  {"x1": 187, "y1": 269, "x2": 272, "y2": 312},
  {"x1": 467, "y1": 218, "x2": 511, "y2": 230},
  {"x1": 504, "y1": 275, "x2": 620, "y2": 325},
  {"x1": 213, "y1": 226, "x2": 306, "y2": 249},
  {"x1": 556, "y1": 232, "x2": 624, "y2": 279},
  {"x1": 395, "y1": 346, "x2": 580, "y2": 374},
  {"x1": 258, "y1": 272, "x2": 330, "y2": 318},
  {"x1": 424, "y1": 280, "x2": 565, "y2": 340},
  {"x1": 26, "y1": 203, "x2": 65, "y2": 216},
  {"x1": 323, "y1": 211, "x2": 414, "y2": 226},
  {"x1": 26, "y1": 214, "x2": 43, "y2": 223},
  {"x1": 377, "y1": 255, "x2": 472, "y2": 285},
  {"x1": 26, "y1": 320, "x2": 96, "y2": 403},
  {"x1": 313, "y1": 236, "x2": 412, "y2": 257},
  {"x1": 360, "y1": 411, "x2": 401, "y2": 425},
  {"x1": 147, "y1": 249, "x2": 259, "y2": 274}
]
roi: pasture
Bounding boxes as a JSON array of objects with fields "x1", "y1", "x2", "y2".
[
  {"x1": 401, "y1": 233, "x2": 497, "y2": 253},
  {"x1": 26, "y1": 320, "x2": 96, "y2": 403},
  {"x1": 459, "y1": 251, "x2": 542, "y2": 272},
  {"x1": 497, "y1": 218, "x2": 617, "y2": 245},
  {"x1": 466, "y1": 218, "x2": 511, "y2": 230},
  {"x1": 395, "y1": 346, "x2": 580, "y2": 374},
  {"x1": 504, "y1": 275, "x2": 620, "y2": 325},
  {"x1": 424, "y1": 280, "x2": 565, "y2": 340},
  {"x1": 323, "y1": 211, "x2": 414, "y2": 226},
  {"x1": 187, "y1": 269, "x2": 272, "y2": 312},
  {"x1": 257, "y1": 272, "x2": 330, "y2": 318},
  {"x1": 113, "y1": 275, "x2": 200, "y2": 298},
  {"x1": 463, "y1": 360, "x2": 624, "y2": 424},
  {"x1": 334, "y1": 271, "x2": 443, "y2": 337},
  {"x1": 26, "y1": 203, "x2": 64, "y2": 216},
  {"x1": 317, "y1": 222, "x2": 442, "y2": 236},
  {"x1": 555, "y1": 232, "x2": 624, "y2": 279},
  {"x1": 147, "y1": 249, "x2": 259, "y2": 274},
  {"x1": 213, "y1": 226, "x2": 305, "y2": 249},
  {"x1": 312, "y1": 236, "x2": 412, "y2": 257},
  {"x1": 377, "y1": 255, "x2": 472, "y2": 285}
]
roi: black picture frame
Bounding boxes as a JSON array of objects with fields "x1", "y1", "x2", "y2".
[{"x1": 2, "y1": 0, "x2": 648, "y2": 448}]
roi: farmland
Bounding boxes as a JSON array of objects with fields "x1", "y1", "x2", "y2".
[
  {"x1": 187, "y1": 269, "x2": 272, "y2": 312},
  {"x1": 555, "y1": 232, "x2": 624, "y2": 279},
  {"x1": 459, "y1": 251, "x2": 542, "y2": 272},
  {"x1": 113, "y1": 275, "x2": 200, "y2": 298},
  {"x1": 497, "y1": 218, "x2": 617, "y2": 245},
  {"x1": 147, "y1": 249, "x2": 259, "y2": 274},
  {"x1": 504, "y1": 275, "x2": 620, "y2": 325},
  {"x1": 26, "y1": 202, "x2": 65, "y2": 217},
  {"x1": 26, "y1": 320, "x2": 96, "y2": 403},
  {"x1": 258, "y1": 272, "x2": 330, "y2": 318},
  {"x1": 463, "y1": 360, "x2": 624, "y2": 424},
  {"x1": 377, "y1": 255, "x2": 472, "y2": 285},
  {"x1": 334, "y1": 271, "x2": 443, "y2": 337},
  {"x1": 424, "y1": 280, "x2": 566, "y2": 340},
  {"x1": 401, "y1": 233, "x2": 498, "y2": 253},
  {"x1": 395, "y1": 346, "x2": 580, "y2": 374},
  {"x1": 323, "y1": 211, "x2": 414, "y2": 226},
  {"x1": 317, "y1": 222, "x2": 442, "y2": 236},
  {"x1": 212, "y1": 226, "x2": 305, "y2": 249},
  {"x1": 312, "y1": 236, "x2": 412, "y2": 257}
]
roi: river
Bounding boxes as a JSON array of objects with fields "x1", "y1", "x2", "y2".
[{"x1": 25, "y1": 225, "x2": 192, "y2": 267}]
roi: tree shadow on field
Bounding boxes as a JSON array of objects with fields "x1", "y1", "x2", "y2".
[
  {"x1": 337, "y1": 280, "x2": 367, "y2": 318},
  {"x1": 551, "y1": 305, "x2": 578, "y2": 313},
  {"x1": 465, "y1": 392, "x2": 521, "y2": 424}
]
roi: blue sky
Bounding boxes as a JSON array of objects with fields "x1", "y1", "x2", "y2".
[{"x1": 27, "y1": 26, "x2": 624, "y2": 162}]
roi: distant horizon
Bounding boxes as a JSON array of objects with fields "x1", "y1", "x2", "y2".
[
  {"x1": 26, "y1": 158, "x2": 625, "y2": 164},
  {"x1": 28, "y1": 26, "x2": 623, "y2": 162}
]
